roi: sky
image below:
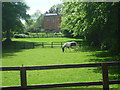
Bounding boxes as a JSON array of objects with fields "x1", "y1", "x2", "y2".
[{"x1": 25, "y1": 0, "x2": 63, "y2": 15}]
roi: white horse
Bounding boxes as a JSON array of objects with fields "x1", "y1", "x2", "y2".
[{"x1": 62, "y1": 41, "x2": 78, "y2": 52}]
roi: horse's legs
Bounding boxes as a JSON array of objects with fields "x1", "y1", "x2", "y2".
[
  {"x1": 66, "y1": 47, "x2": 71, "y2": 52},
  {"x1": 65, "y1": 47, "x2": 68, "y2": 52},
  {"x1": 63, "y1": 47, "x2": 72, "y2": 53}
]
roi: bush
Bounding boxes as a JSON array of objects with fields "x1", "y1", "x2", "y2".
[{"x1": 13, "y1": 34, "x2": 28, "y2": 38}]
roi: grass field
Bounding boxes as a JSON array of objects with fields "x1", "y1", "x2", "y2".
[
  {"x1": 12, "y1": 37, "x2": 83, "y2": 43},
  {"x1": 2, "y1": 38, "x2": 119, "y2": 88}
]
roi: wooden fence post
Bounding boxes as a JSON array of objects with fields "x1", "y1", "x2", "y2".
[
  {"x1": 20, "y1": 65, "x2": 27, "y2": 88},
  {"x1": 15, "y1": 42, "x2": 16, "y2": 49},
  {"x1": 24, "y1": 43, "x2": 26, "y2": 49},
  {"x1": 33, "y1": 43, "x2": 34, "y2": 48},
  {"x1": 42, "y1": 42, "x2": 44, "y2": 48},
  {"x1": 61, "y1": 42, "x2": 63, "y2": 47},
  {"x1": 51, "y1": 42, "x2": 53, "y2": 48},
  {"x1": 102, "y1": 63, "x2": 109, "y2": 90}
]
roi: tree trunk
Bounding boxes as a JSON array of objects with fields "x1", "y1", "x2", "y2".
[{"x1": 4, "y1": 30, "x2": 12, "y2": 42}]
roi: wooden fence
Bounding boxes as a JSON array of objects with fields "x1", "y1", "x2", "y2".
[
  {"x1": 3, "y1": 41, "x2": 84, "y2": 49},
  {"x1": 38, "y1": 42, "x2": 64, "y2": 48},
  {"x1": 0, "y1": 62, "x2": 120, "y2": 90}
]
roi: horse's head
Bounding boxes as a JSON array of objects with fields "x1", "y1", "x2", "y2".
[{"x1": 70, "y1": 43, "x2": 77, "y2": 46}]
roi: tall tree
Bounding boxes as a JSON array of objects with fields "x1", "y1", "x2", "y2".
[
  {"x1": 61, "y1": 2, "x2": 120, "y2": 54},
  {"x1": 2, "y1": 2, "x2": 29, "y2": 42}
]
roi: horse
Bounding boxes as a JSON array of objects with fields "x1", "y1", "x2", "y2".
[{"x1": 62, "y1": 41, "x2": 78, "y2": 52}]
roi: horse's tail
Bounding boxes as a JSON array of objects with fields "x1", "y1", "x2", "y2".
[{"x1": 62, "y1": 47, "x2": 65, "y2": 52}]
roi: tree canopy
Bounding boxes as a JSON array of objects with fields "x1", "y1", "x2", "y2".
[
  {"x1": 45, "y1": 4, "x2": 63, "y2": 14},
  {"x1": 2, "y1": 2, "x2": 30, "y2": 42},
  {"x1": 25, "y1": 10, "x2": 44, "y2": 33},
  {"x1": 61, "y1": 2, "x2": 120, "y2": 55}
]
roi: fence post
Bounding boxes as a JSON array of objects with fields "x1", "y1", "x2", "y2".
[
  {"x1": 61, "y1": 42, "x2": 63, "y2": 47},
  {"x1": 20, "y1": 65, "x2": 27, "y2": 88},
  {"x1": 102, "y1": 63, "x2": 109, "y2": 90},
  {"x1": 51, "y1": 42, "x2": 53, "y2": 48},
  {"x1": 33, "y1": 43, "x2": 34, "y2": 48},
  {"x1": 15, "y1": 42, "x2": 16, "y2": 49},
  {"x1": 42, "y1": 42, "x2": 44, "y2": 48},
  {"x1": 24, "y1": 43, "x2": 26, "y2": 49}
]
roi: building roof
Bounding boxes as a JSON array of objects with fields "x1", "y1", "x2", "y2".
[
  {"x1": 44, "y1": 13, "x2": 57, "y2": 16},
  {"x1": 44, "y1": 13, "x2": 61, "y2": 17}
]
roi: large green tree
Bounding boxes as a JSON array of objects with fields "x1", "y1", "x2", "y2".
[
  {"x1": 2, "y1": 2, "x2": 29, "y2": 42},
  {"x1": 61, "y1": 2, "x2": 120, "y2": 55}
]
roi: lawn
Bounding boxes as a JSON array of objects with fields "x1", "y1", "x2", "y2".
[
  {"x1": 2, "y1": 38, "x2": 119, "y2": 88},
  {"x1": 2, "y1": 48, "x2": 102, "y2": 87},
  {"x1": 12, "y1": 37, "x2": 83, "y2": 43}
]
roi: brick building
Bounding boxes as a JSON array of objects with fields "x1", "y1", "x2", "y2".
[{"x1": 43, "y1": 13, "x2": 61, "y2": 33}]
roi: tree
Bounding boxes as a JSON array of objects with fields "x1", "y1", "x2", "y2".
[
  {"x1": 25, "y1": 10, "x2": 44, "y2": 33},
  {"x1": 46, "y1": 4, "x2": 63, "y2": 14},
  {"x1": 61, "y1": 2, "x2": 120, "y2": 54},
  {"x1": 2, "y1": 2, "x2": 29, "y2": 42}
]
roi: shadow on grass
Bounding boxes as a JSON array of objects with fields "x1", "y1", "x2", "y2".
[
  {"x1": 2, "y1": 41, "x2": 41, "y2": 58},
  {"x1": 2, "y1": 40, "x2": 83, "y2": 58},
  {"x1": 80, "y1": 44, "x2": 120, "y2": 81},
  {"x1": 91, "y1": 52, "x2": 120, "y2": 81}
]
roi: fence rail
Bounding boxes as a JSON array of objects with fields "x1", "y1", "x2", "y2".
[
  {"x1": 1, "y1": 62, "x2": 120, "y2": 90},
  {"x1": 1, "y1": 80, "x2": 120, "y2": 90},
  {"x1": 34, "y1": 41, "x2": 83, "y2": 48},
  {"x1": 1, "y1": 62, "x2": 119, "y2": 71},
  {"x1": 3, "y1": 41, "x2": 85, "y2": 49}
]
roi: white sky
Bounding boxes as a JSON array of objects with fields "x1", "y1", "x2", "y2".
[{"x1": 24, "y1": 0, "x2": 63, "y2": 15}]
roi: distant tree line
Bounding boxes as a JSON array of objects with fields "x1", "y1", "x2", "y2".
[
  {"x1": 25, "y1": 10, "x2": 44, "y2": 33},
  {"x1": 45, "y1": 4, "x2": 63, "y2": 14},
  {"x1": 60, "y1": 2, "x2": 120, "y2": 55}
]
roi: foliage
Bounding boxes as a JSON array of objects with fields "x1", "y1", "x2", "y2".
[
  {"x1": 45, "y1": 4, "x2": 63, "y2": 14},
  {"x1": 13, "y1": 34, "x2": 29, "y2": 38},
  {"x1": 25, "y1": 10, "x2": 44, "y2": 33},
  {"x1": 2, "y1": 2, "x2": 30, "y2": 42},
  {"x1": 12, "y1": 32, "x2": 64, "y2": 38},
  {"x1": 60, "y1": 2, "x2": 120, "y2": 55}
]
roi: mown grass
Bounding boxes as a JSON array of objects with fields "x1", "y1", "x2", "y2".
[
  {"x1": 12, "y1": 37, "x2": 83, "y2": 43},
  {"x1": 2, "y1": 48, "x2": 102, "y2": 87},
  {"x1": 2, "y1": 48, "x2": 95, "y2": 67},
  {"x1": 2, "y1": 38, "x2": 119, "y2": 88}
]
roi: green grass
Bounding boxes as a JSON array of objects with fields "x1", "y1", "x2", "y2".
[
  {"x1": 2, "y1": 38, "x2": 119, "y2": 88},
  {"x1": 2, "y1": 48, "x2": 95, "y2": 67},
  {"x1": 12, "y1": 37, "x2": 83, "y2": 43},
  {"x1": 2, "y1": 48, "x2": 102, "y2": 87}
]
